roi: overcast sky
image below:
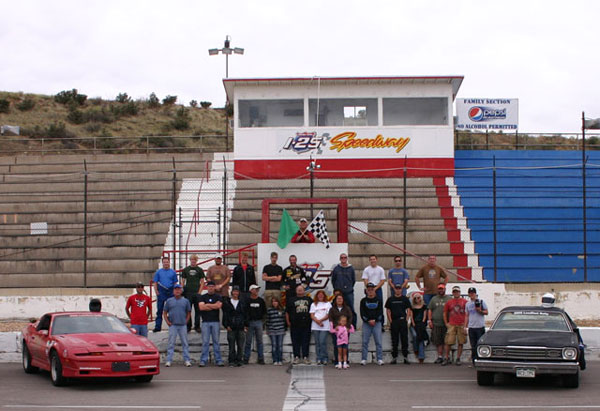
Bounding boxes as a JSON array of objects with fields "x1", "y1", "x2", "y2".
[{"x1": 1, "y1": 0, "x2": 599, "y2": 133}]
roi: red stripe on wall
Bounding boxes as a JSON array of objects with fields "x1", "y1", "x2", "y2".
[{"x1": 234, "y1": 158, "x2": 455, "y2": 179}]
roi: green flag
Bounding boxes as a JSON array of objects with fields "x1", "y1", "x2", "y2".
[{"x1": 277, "y1": 209, "x2": 299, "y2": 249}]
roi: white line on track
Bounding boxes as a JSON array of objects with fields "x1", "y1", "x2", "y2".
[
  {"x1": 154, "y1": 379, "x2": 225, "y2": 383},
  {"x1": 412, "y1": 406, "x2": 600, "y2": 409},
  {"x1": 2, "y1": 407, "x2": 201, "y2": 409},
  {"x1": 389, "y1": 379, "x2": 476, "y2": 382}
]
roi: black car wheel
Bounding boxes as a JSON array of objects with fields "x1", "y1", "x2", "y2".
[
  {"x1": 563, "y1": 371, "x2": 579, "y2": 389},
  {"x1": 50, "y1": 351, "x2": 67, "y2": 386},
  {"x1": 135, "y1": 375, "x2": 153, "y2": 383},
  {"x1": 22, "y1": 343, "x2": 39, "y2": 374},
  {"x1": 477, "y1": 371, "x2": 494, "y2": 386}
]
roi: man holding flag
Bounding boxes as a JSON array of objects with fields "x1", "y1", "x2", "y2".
[{"x1": 291, "y1": 218, "x2": 315, "y2": 243}]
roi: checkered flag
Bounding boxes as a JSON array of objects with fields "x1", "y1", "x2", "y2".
[{"x1": 309, "y1": 210, "x2": 330, "y2": 249}]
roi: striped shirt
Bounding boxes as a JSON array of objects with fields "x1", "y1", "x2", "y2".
[{"x1": 266, "y1": 308, "x2": 286, "y2": 335}]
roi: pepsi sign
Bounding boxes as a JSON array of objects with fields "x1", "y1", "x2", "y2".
[
  {"x1": 468, "y1": 106, "x2": 507, "y2": 122},
  {"x1": 456, "y1": 98, "x2": 518, "y2": 130}
]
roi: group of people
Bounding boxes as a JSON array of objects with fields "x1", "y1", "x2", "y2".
[{"x1": 126, "y1": 251, "x2": 488, "y2": 368}]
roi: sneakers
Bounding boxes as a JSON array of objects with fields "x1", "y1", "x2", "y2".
[
  {"x1": 390, "y1": 358, "x2": 397, "y2": 364},
  {"x1": 293, "y1": 357, "x2": 300, "y2": 365},
  {"x1": 257, "y1": 358, "x2": 265, "y2": 365},
  {"x1": 455, "y1": 359, "x2": 462, "y2": 366},
  {"x1": 441, "y1": 358, "x2": 450, "y2": 366},
  {"x1": 184, "y1": 361, "x2": 192, "y2": 367},
  {"x1": 343, "y1": 362, "x2": 349, "y2": 369},
  {"x1": 152, "y1": 328, "x2": 161, "y2": 333},
  {"x1": 377, "y1": 360, "x2": 384, "y2": 366},
  {"x1": 418, "y1": 358, "x2": 424, "y2": 364},
  {"x1": 403, "y1": 358, "x2": 410, "y2": 365},
  {"x1": 335, "y1": 362, "x2": 342, "y2": 369},
  {"x1": 434, "y1": 357, "x2": 443, "y2": 364},
  {"x1": 217, "y1": 362, "x2": 225, "y2": 367},
  {"x1": 303, "y1": 357, "x2": 311, "y2": 365},
  {"x1": 360, "y1": 360, "x2": 367, "y2": 366},
  {"x1": 165, "y1": 361, "x2": 171, "y2": 367},
  {"x1": 198, "y1": 362, "x2": 206, "y2": 367}
]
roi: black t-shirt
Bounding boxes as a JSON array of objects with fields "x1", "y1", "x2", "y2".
[
  {"x1": 286, "y1": 296, "x2": 313, "y2": 328},
  {"x1": 385, "y1": 295, "x2": 412, "y2": 320},
  {"x1": 283, "y1": 265, "x2": 307, "y2": 296},
  {"x1": 198, "y1": 293, "x2": 222, "y2": 323},
  {"x1": 262, "y1": 264, "x2": 283, "y2": 290}
]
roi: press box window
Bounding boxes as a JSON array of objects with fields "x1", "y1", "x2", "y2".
[
  {"x1": 238, "y1": 99, "x2": 304, "y2": 127},
  {"x1": 382, "y1": 97, "x2": 448, "y2": 125},
  {"x1": 309, "y1": 98, "x2": 378, "y2": 127}
]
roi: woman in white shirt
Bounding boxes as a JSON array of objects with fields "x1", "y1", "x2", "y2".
[{"x1": 310, "y1": 290, "x2": 332, "y2": 365}]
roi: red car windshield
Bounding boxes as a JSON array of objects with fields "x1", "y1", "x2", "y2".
[{"x1": 51, "y1": 315, "x2": 131, "y2": 335}]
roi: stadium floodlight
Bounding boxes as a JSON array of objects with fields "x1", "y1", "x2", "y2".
[{"x1": 208, "y1": 35, "x2": 245, "y2": 78}]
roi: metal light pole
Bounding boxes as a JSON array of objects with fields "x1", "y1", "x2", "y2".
[
  {"x1": 209, "y1": 36, "x2": 244, "y2": 152},
  {"x1": 306, "y1": 156, "x2": 321, "y2": 216}
]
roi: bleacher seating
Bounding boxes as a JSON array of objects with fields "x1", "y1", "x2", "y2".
[{"x1": 454, "y1": 150, "x2": 600, "y2": 282}]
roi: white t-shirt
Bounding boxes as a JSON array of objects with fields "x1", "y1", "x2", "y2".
[
  {"x1": 362, "y1": 265, "x2": 386, "y2": 286},
  {"x1": 310, "y1": 301, "x2": 332, "y2": 331}
]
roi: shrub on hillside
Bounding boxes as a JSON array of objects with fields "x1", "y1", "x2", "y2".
[
  {"x1": 0, "y1": 99, "x2": 9, "y2": 113},
  {"x1": 148, "y1": 92, "x2": 160, "y2": 108},
  {"x1": 67, "y1": 108, "x2": 87, "y2": 124},
  {"x1": 200, "y1": 101, "x2": 212, "y2": 109},
  {"x1": 89, "y1": 97, "x2": 103, "y2": 106},
  {"x1": 225, "y1": 102, "x2": 234, "y2": 117},
  {"x1": 162, "y1": 95, "x2": 177, "y2": 106},
  {"x1": 110, "y1": 101, "x2": 138, "y2": 117},
  {"x1": 16, "y1": 98, "x2": 35, "y2": 111},
  {"x1": 46, "y1": 122, "x2": 73, "y2": 139},
  {"x1": 189, "y1": 100, "x2": 198, "y2": 108},
  {"x1": 54, "y1": 89, "x2": 87, "y2": 106},
  {"x1": 116, "y1": 92, "x2": 132, "y2": 103},
  {"x1": 86, "y1": 107, "x2": 115, "y2": 123},
  {"x1": 85, "y1": 123, "x2": 102, "y2": 133},
  {"x1": 171, "y1": 107, "x2": 191, "y2": 130}
]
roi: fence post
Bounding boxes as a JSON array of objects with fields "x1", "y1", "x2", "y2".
[
  {"x1": 493, "y1": 156, "x2": 497, "y2": 283},
  {"x1": 172, "y1": 157, "x2": 177, "y2": 270},
  {"x1": 222, "y1": 157, "x2": 228, "y2": 261},
  {"x1": 179, "y1": 207, "x2": 183, "y2": 270},
  {"x1": 403, "y1": 156, "x2": 407, "y2": 263},
  {"x1": 582, "y1": 112, "x2": 588, "y2": 282},
  {"x1": 83, "y1": 160, "x2": 88, "y2": 288}
]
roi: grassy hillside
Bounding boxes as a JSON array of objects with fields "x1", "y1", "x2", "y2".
[{"x1": 0, "y1": 90, "x2": 227, "y2": 152}]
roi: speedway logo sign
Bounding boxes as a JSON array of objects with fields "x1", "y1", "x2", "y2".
[
  {"x1": 281, "y1": 131, "x2": 410, "y2": 155},
  {"x1": 456, "y1": 98, "x2": 518, "y2": 130}
]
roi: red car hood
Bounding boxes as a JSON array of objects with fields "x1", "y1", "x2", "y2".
[{"x1": 55, "y1": 333, "x2": 157, "y2": 353}]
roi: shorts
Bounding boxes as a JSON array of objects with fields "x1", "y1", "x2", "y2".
[
  {"x1": 337, "y1": 344, "x2": 348, "y2": 349},
  {"x1": 445, "y1": 324, "x2": 467, "y2": 345},
  {"x1": 431, "y1": 324, "x2": 447, "y2": 346}
]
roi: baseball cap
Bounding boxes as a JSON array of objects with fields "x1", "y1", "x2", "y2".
[
  {"x1": 215, "y1": 254, "x2": 223, "y2": 259},
  {"x1": 452, "y1": 285, "x2": 461, "y2": 292},
  {"x1": 174, "y1": 284, "x2": 183, "y2": 289},
  {"x1": 437, "y1": 283, "x2": 446, "y2": 289},
  {"x1": 135, "y1": 281, "x2": 144, "y2": 287},
  {"x1": 299, "y1": 218, "x2": 308, "y2": 222},
  {"x1": 231, "y1": 285, "x2": 240, "y2": 291},
  {"x1": 468, "y1": 287, "x2": 477, "y2": 294},
  {"x1": 366, "y1": 282, "x2": 376, "y2": 288},
  {"x1": 206, "y1": 280, "x2": 216, "y2": 286},
  {"x1": 249, "y1": 284, "x2": 261, "y2": 291}
]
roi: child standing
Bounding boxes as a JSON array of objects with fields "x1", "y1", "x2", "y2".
[
  {"x1": 266, "y1": 297, "x2": 286, "y2": 365},
  {"x1": 330, "y1": 315, "x2": 354, "y2": 369}
]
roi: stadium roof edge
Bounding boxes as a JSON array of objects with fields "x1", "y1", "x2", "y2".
[{"x1": 223, "y1": 75, "x2": 464, "y2": 101}]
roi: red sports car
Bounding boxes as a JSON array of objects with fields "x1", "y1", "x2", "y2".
[{"x1": 21, "y1": 311, "x2": 160, "y2": 386}]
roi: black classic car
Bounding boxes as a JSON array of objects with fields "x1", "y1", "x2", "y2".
[{"x1": 474, "y1": 306, "x2": 585, "y2": 388}]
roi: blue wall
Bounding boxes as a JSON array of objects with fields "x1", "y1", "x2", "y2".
[{"x1": 455, "y1": 150, "x2": 600, "y2": 282}]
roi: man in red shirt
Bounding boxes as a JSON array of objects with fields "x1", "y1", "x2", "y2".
[
  {"x1": 291, "y1": 218, "x2": 315, "y2": 243},
  {"x1": 126, "y1": 282, "x2": 152, "y2": 337},
  {"x1": 442, "y1": 285, "x2": 467, "y2": 366}
]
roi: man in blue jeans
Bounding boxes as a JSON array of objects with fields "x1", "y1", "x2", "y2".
[
  {"x1": 163, "y1": 284, "x2": 192, "y2": 367},
  {"x1": 153, "y1": 256, "x2": 179, "y2": 332},
  {"x1": 360, "y1": 283, "x2": 384, "y2": 366},
  {"x1": 198, "y1": 281, "x2": 224, "y2": 367}
]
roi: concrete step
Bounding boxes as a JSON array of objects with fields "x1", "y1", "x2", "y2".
[
  {"x1": 0, "y1": 200, "x2": 173, "y2": 214},
  {"x1": 0, "y1": 272, "x2": 153, "y2": 288},
  {"x1": 0, "y1": 221, "x2": 171, "y2": 236},
  {"x1": 0, "y1": 211, "x2": 172, "y2": 224},
  {"x1": 231, "y1": 197, "x2": 440, "y2": 210},
  {"x1": 0, "y1": 258, "x2": 159, "y2": 274},
  {"x1": 232, "y1": 187, "x2": 437, "y2": 200},
  {"x1": 2, "y1": 245, "x2": 164, "y2": 260},
  {"x1": 235, "y1": 177, "x2": 435, "y2": 189},
  {"x1": 0, "y1": 191, "x2": 178, "y2": 203},
  {"x1": 0, "y1": 180, "x2": 176, "y2": 193},
  {"x1": 0, "y1": 233, "x2": 167, "y2": 248}
]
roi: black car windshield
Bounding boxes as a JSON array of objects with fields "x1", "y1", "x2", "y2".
[
  {"x1": 492, "y1": 311, "x2": 570, "y2": 332},
  {"x1": 51, "y1": 315, "x2": 130, "y2": 335}
]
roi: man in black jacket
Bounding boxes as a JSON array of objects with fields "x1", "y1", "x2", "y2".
[
  {"x1": 222, "y1": 286, "x2": 247, "y2": 367},
  {"x1": 360, "y1": 283, "x2": 384, "y2": 366},
  {"x1": 232, "y1": 252, "x2": 256, "y2": 301},
  {"x1": 286, "y1": 285, "x2": 313, "y2": 365},
  {"x1": 243, "y1": 284, "x2": 267, "y2": 364}
]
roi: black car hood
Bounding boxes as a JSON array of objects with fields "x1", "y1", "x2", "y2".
[{"x1": 480, "y1": 330, "x2": 578, "y2": 347}]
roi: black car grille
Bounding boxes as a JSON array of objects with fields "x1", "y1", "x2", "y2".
[{"x1": 491, "y1": 347, "x2": 562, "y2": 359}]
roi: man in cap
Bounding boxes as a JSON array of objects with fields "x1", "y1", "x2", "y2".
[
  {"x1": 291, "y1": 217, "x2": 316, "y2": 243},
  {"x1": 360, "y1": 283, "x2": 384, "y2": 365},
  {"x1": 125, "y1": 282, "x2": 152, "y2": 337},
  {"x1": 198, "y1": 281, "x2": 225, "y2": 367},
  {"x1": 385, "y1": 283, "x2": 412, "y2": 364},
  {"x1": 443, "y1": 285, "x2": 467, "y2": 366},
  {"x1": 222, "y1": 285, "x2": 247, "y2": 367},
  {"x1": 415, "y1": 255, "x2": 448, "y2": 305},
  {"x1": 428, "y1": 283, "x2": 451, "y2": 364},
  {"x1": 465, "y1": 287, "x2": 488, "y2": 365},
  {"x1": 206, "y1": 254, "x2": 231, "y2": 298},
  {"x1": 244, "y1": 284, "x2": 267, "y2": 364},
  {"x1": 152, "y1": 256, "x2": 178, "y2": 332},
  {"x1": 163, "y1": 284, "x2": 192, "y2": 367},
  {"x1": 181, "y1": 254, "x2": 205, "y2": 333}
]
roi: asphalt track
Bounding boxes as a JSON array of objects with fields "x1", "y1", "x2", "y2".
[{"x1": 0, "y1": 362, "x2": 598, "y2": 411}]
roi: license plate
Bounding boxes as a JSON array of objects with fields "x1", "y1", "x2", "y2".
[
  {"x1": 112, "y1": 361, "x2": 130, "y2": 372},
  {"x1": 516, "y1": 368, "x2": 535, "y2": 378}
]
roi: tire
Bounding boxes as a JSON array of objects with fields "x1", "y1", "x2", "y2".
[
  {"x1": 50, "y1": 351, "x2": 67, "y2": 387},
  {"x1": 22, "y1": 342, "x2": 39, "y2": 374},
  {"x1": 563, "y1": 371, "x2": 579, "y2": 389},
  {"x1": 477, "y1": 370, "x2": 494, "y2": 386},
  {"x1": 135, "y1": 375, "x2": 153, "y2": 383}
]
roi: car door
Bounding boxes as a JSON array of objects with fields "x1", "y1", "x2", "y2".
[{"x1": 28, "y1": 314, "x2": 52, "y2": 367}]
